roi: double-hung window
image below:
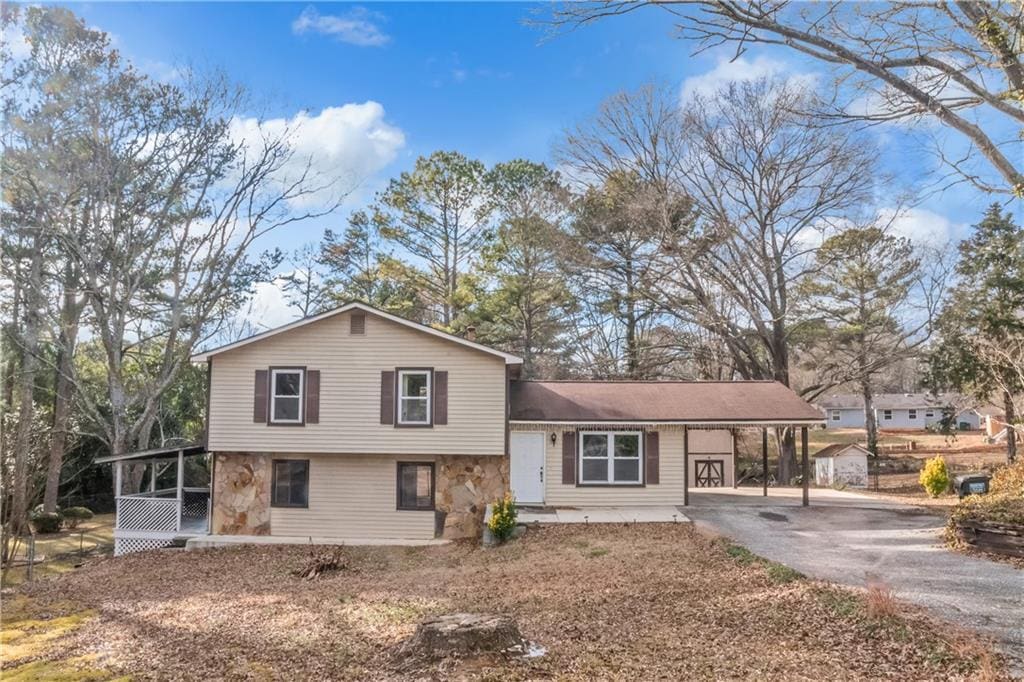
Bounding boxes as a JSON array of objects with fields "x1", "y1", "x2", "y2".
[
  {"x1": 579, "y1": 432, "x2": 642, "y2": 485},
  {"x1": 908, "y1": 409, "x2": 918, "y2": 420},
  {"x1": 271, "y1": 369, "x2": 304, "y2": 424},
  {"x1": 882, "y1": 409, "x2": 892, "y2": 421},
  {"x1": 398, "y1": 369, "x2": 431, "y2": 425},
  {"x1": 830, "y1": 410, "x2": 841, "y2": 422}
]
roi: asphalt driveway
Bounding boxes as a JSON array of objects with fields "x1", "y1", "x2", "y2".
[{"x1": 687, "y1": 489, "x2": 1024, "y2": 672}]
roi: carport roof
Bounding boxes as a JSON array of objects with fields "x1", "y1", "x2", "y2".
[{"x1": 509, "y1": 380, "x2": 824, "y2": 425}]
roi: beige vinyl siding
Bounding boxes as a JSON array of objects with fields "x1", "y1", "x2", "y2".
[
  {"x1": 512, "y1": 425, "x2": 735, "y2": 505},
  {"x1": 208, "y1": 311, "x2": 506, "y2": 455},
  {"x1": 270, "y1": 453, "x2": 435, "y2": 539},
  {"x1": 687, "y1": 429, "x2": 735, "y2": 487}
]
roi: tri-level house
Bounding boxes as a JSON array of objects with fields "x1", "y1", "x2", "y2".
[{"x1": 101, "y1": 302, "x2": 823, "y2": 556}]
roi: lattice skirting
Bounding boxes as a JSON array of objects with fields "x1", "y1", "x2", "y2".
[{"x1": 115, "y1": 537, "x2": 176, "y2": 557}]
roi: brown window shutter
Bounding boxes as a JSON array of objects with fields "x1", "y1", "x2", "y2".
[
  {"x1": 380, "y1": 370, "x2": 395, "y2": 424},
  {"x1": 433, "y1": 370, "x2": 448, "y2": 425},
  {"x1": 305, "y1": 370, "x2": 320, "y2": 424},
  {"x1": 350, "y1": 312, "x2": 365, "y2": 335},
  {"x1": 253, "y1": 369, "x2": 268, "y2": 423},
  {"x1": 562, "y1": 431, "x2": 577, "y2": 485},
  {"x1": 645, "y1": 431, "x2": 660, "y2": 485}
]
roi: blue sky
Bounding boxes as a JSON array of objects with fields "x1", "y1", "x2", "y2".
[{"x1": 43, "y1": 2, "x2": 1019, "y2": 324}]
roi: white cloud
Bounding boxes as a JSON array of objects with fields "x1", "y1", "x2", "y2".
[
  {"x1": 880, "y1": 207, "x2": 968, "y2": 244},
  {"x1": 229, "y1": 102, "x2": 405, "y2": 207},
  {"x1": 292, "y1": 6, "x2": 390, "y2": 47},
  {"x1": 680, "y1": 55, "x2": 817, "y2": 103},
  {"x1": 237, "y1": 280, "x2": 300, "y2": 332}
]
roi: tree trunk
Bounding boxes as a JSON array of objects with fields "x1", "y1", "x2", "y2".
[
  {"x1": 43, "y1": 276, "x2": 81, "y2": 512},
  {"x1": 776, "y1": 428, "x2": 797, "y2": 484},
  {"x1": 1004, "y1": 391, "x2": 1017, "y2": 463},
  {"x1": 10, "y1": 245, "x2": 44, "y2": 543},
  {"x1": 862, "y1": 379, "x2": 878, "y2": 456}
]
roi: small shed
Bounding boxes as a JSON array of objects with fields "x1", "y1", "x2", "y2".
[{"x1": 814, "y1": 443, "x2": 870, "y2": 488}]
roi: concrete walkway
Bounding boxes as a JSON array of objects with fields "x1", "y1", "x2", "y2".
[
  {"x1": 518, "y1": 505, "x2": 691, "y2": 524},
  {"x1": 687, "y1": 488, "x2": 1024, "y2": 673},
  {"x1": 186, "y1": 535, "x2": 449, "y2": 550}
]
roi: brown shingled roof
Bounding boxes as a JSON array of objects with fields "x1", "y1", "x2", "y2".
[{"x1": 509, "y1": 380, "x2": 824, "y2": 423}]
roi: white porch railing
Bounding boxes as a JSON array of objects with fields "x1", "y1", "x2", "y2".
[
  {"x1": 115, "y1": 488, "x2": 211, "y2": 533},
  {"x1": 115, "y1": 495, "x2": 180, "y2": 532}
]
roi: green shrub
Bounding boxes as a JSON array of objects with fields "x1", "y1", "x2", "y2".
[
  {"x1": 487, "y1": 492, "x2": 518, "y2": 543},
  {"x1": 29, "y1": 509, "x2": 63, "y2": 534},
  {"x1": 61, "y1": 506, "x2": 94, "y2": 529},
  {"x1": 919, "y1": 455, "x2": 950, "y2": 497}
]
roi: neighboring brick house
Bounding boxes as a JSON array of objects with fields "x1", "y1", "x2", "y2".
[{"x1": 101, "y1": 302, "x2": 824, "y2": 556}]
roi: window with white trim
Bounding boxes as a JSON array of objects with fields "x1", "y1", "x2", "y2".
[
  {"x1": 925, "y1": 409, "x2": 934, "y2": 418},
  {"x1": 882, "y1": 409, "x2": 892, "y2": 421},
  {"x1": 271, "y1": 369, "x2": 304, "y2": 423},
  {"x1": 830, "y1": 410, "x2": 841, "y2": 421},
  {"x1": 579, "y1": 432, "x2": 642, "y2": 485},
  {"x1": 398, "y1": 370, "x2": 431, "y2": 425},
  {"x1": 908, "y1": 409, "x2": 918, "y2": 420}
]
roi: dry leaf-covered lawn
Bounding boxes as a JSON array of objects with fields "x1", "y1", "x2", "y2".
[{"x1": 2, "y1": 524, "x2": 1004, "y2": 680}]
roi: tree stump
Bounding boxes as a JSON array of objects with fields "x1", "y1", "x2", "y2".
[{"x1": 401, "y1": 613, "x2": 524, "y2": 659}]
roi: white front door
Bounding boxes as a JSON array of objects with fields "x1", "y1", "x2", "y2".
[{"x1": 510, "y1": 432, "x2": 545, "y2": 505}]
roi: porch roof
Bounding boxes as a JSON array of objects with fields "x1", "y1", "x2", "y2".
[
  {"x1": 95, "y1": 443, "x2": 208, "y2": 465},
  {"x1": 509, "y1": 380, "x2": 823, "y2": 425}
]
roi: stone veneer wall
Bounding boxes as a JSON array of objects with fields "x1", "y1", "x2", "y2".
[
  {"x1": 436, "y1": 455, "x2": 509, "y2": 540},
  {"x1": 212, "y1": 452, "x2": 272, "y2": 535}
]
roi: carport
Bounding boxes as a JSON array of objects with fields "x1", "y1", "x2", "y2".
[{"x1": 508, "y1": 380, "x2": 825, "y2": 509}]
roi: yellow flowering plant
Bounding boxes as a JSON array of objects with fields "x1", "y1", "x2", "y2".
[
  {"x1": 919, "y1": 455, "x2": 950, "y2": 498},
  {"x1": 487, "y1": 492, "x2": 518, "y2": 542}
]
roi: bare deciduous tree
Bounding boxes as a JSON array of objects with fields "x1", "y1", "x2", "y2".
[{"x1": 549, "y1": 1, "x2": 1024, "y2": 196}]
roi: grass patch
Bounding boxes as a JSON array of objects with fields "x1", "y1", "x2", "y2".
[
  {"x1": 719, "y1": 540, "x2": 804, "y2": 583},
  {"x1": 3, "y1": 656, "x2": 124, "y2": 682},
  {"x1": 587, "y1": 547, "x2": 610, "y2": 558}
]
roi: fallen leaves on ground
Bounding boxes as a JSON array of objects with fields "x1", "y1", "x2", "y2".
[{"x1": 2, "y1": 524, "x2": 1005, "y2": 680}]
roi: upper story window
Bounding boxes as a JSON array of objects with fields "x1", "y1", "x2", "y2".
[
  {"x1": 271, "y1": 368, "x2": 304, "y2": 424},
  {"x1": 579, "y1": 432, "x2": 642, "y2": 485},
  {"x1": 398, "y1": 369, "x2": 431, "y2": 425}
]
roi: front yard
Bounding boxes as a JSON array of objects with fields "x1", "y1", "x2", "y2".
[{"x1": 2, "y1": 524, "x2": 1005, "y2": 680}]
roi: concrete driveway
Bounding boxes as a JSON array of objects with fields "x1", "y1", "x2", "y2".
[{"x1": 687, "y1": 488, "x2": 1024, "y2": 672}]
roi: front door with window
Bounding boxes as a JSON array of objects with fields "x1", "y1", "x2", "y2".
[
  {"x1": 510, "y1": 432, "x2": 545, "y2": 504},
  {"x1": 695, "y1": 459, "x2": 725, "y2": 488}
]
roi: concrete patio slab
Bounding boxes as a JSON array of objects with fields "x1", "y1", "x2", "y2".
[
  {"x1": 186, "y1": 535, "x2": 449, "y2": 550},
  {"x1": 518, "y1": 506, "x2": 691, "y2": 524},
  {"x1": 689, "y1": 485, "x2": 912, "y2": 510}
]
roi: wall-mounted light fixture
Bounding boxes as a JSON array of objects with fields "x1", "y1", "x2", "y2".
[{"x1": 550, "y1": 432, "x2": 557, "y2": 446}]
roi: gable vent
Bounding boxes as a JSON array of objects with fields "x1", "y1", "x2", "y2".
[{"x1": 350, "y1": 312, "x2": 366, "y2": 335}]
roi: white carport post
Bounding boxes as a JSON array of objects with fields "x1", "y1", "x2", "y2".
[
  {"x1": 176, "y1": 448, "x2": 184, "y2": 531},
  {"x1": 115, "y1": 461, "x2": 123, "y2": 497}
]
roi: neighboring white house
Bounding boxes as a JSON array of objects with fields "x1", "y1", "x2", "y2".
[
  {"x1": 814, "y1": 443, "x2": 870, "y2": 488},
  {"x1": 816, "y1": 393, "x2": 982, "y2": 431}
]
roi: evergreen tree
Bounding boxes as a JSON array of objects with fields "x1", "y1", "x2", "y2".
[{"x1": 929, "y1": 204, "x2": 1024, "y2": 462}]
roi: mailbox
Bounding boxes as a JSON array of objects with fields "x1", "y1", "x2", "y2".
[{"x1": 953, "y1": 473, "x2": 991, "y2": 498}]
